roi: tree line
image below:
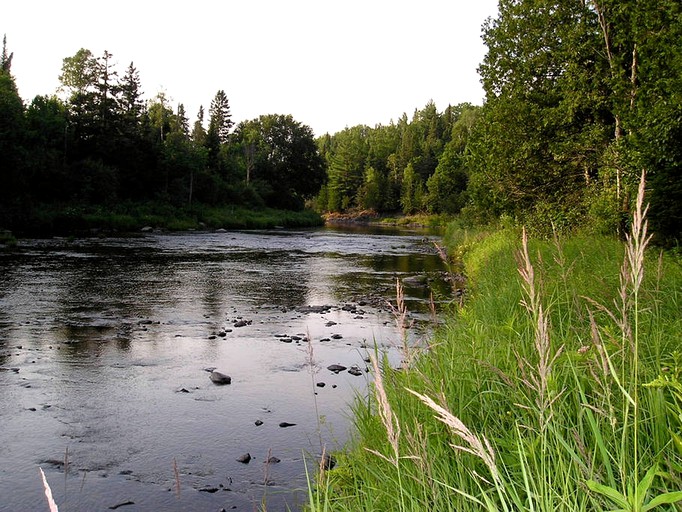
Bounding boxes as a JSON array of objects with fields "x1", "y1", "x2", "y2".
[
  {"x1": 0, "y1": 40, "x2": 326, "y2": 231},
  {"x1": 2, "y1": 0, "x2": 681, "y2": 242},
  {"x1": 315, "y1": 0, "x2": 681, "y2": 241}
]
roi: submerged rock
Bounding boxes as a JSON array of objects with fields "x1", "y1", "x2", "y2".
[
  {"x1": 236, "y1": 453, "x2": 251, "y2": 464},
  {"x1": 209, "y1": 371, "x2": 232, "y2": 385},
  {"x1": 279, "y1": 422, "x2": 296, "y2": 428},
  {"x1": 327, "y1": 364, "x2": 347, "y2": 374}
]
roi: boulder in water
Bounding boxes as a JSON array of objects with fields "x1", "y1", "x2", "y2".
[{"x1": 209, "y1": 371, "x2": 231, "y2": 385}]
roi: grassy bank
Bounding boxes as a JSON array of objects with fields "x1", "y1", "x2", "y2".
[
  {"x1": 309, "y1": 185, "x2": 682, "y2": 510},
  {"x1": 2, "y1": 202, "x2": 324, "y2": 237}
]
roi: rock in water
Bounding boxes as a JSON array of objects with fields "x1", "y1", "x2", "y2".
[
  {"x1": 209, "y1": 371, "x2": 232, "y2": 385},
  {"x1": 321, "y1": 453, "x2": 336, "y2": 470},
  {"x1": 348, "y1": 365, "x2": 363, "y2": 376},
  {"x1": 279, "y1": 422, "x2": 296, "y2": 428},
  {"x1": 236, "y1": 453, "x2": 251, "y2": 464},
  {"x1": 327, "y1": 364, "x2": 347, "y2": 374}
]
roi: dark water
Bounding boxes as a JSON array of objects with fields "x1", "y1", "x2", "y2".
[{"x1": 0, "y1": 225, "x2": 447, "y2": 511}]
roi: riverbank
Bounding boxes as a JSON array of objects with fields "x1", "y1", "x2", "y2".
[
  {"x1": 309, "y1": 204, "x2": 682, "y2": 510},
  {"x1": 324, "y1": 209, "x2": 454, "y2": 230},
  {"x1": 0, "y1": 202, "x2": 324, "y2": 238}
]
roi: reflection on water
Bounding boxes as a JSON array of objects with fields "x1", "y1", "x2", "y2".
[{"x1": 0, "y1": 226, "x2": 447, "y2": 511}]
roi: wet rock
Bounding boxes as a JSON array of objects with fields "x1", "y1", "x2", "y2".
[
  {"x1": 280, "y1": 337, "x2": 293, "y2": 343},
  {"x1": 316, "y1": 382, "x2": 326, "y2": 387},
  {"x1": 331, "y1": 334, "x2": 343, "y2": 340},
  {"x1": 236, "y1": 453, "x2": 251, "y2": 464},
  {"x1": 325, "y1": 321, "x2": 337, "y2": 327},
  {"x1": 176, "y1": 388, "x2": 190, "y2": 393},
  {"x1": 254, "y1": 419, "x2": 263, "y2": 426},
  {"x1": 233, "y1": 319, "x2": 251, "y2": 328},
  {"x1": 0, "y1": 367, "x2": 19, "y2": 373},
  {"x1": 296, "y1": 305, "x2": 333, "y2": 314},
  {"x1": 327, "y1": 364, "x2": 347, "y2": 374},
  {"x1": 209, "y1": 371, "x2": 232, "y2": 385},
  {"x1": 199, "y1": 487, "x2": 220, "y2": 493},
  {"x1": 402, "y1": 275, "x2": 428, "y2": 287},
  {"x1": 109, "y1": 500, "x2": 135, "y2": 509},
  {"x1": 348, "y1": 365, "x2": 363, "y2": 376},
  {"x1": 265, "y1": 456, "x2": 281, "y2": 464},
  {"x1": 119, "y1": 470, "x2": 134, "y2": 475},
  {"x1": 321, "y1": 453, "x2": 336, "y2": 470},
  {"x1": 279, "y1": 422, "x2": 296, "y2": 428},
  {"x1": 320, "y1": 337, "x2": 331, "y2": 342}
]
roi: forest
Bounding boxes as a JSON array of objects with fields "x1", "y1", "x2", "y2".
[
  {"x1": 0, "y1": 42, "x2": 326, "y2": 233},
  {"x1": 1, "y1": 0, "x2": 681, "y2": 242},
  {"x1": 316, "y1": 0, "x2": 682, "y2": 242}
]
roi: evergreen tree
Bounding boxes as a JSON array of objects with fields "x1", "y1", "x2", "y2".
[
  {"x1": 208, "y1": 90, "x2": 233, "y2": 144},
  {"x1": 191, "y1": 105, "x2": 206, "y2": 146},
  {"x1": 1, "y1": 34, "x2": 13, "y2": 73}
]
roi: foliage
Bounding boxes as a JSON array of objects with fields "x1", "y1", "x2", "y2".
[
  {"x1": 232, "y1": 114, "x2": 326, "y2": 210},
  {"x1": 316, "y1": 103, "x2": 478, "y2": 216},
  {"x1": 0, "y1": 40, "x2": 326, "y2": 233},
  {"x1": 468, "y1": 0, "x2": 682, "y2": 241}
]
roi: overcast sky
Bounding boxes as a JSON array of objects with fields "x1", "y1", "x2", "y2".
[{"x1": 4, "y1": 0, "x2": 498, "y2": 136}]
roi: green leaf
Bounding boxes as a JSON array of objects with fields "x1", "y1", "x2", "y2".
[
  {"x1": 635, "y1": 466, "x2": 658, "y2": 507},
  {"x1": 642, "y1": 491, "x2": 682, "y2": 511},
  {"x1": 587, "y1": 480, "x2": 630, "y2": 509}
]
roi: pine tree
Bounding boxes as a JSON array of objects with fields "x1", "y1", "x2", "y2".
[{"x1": 208, "y1": 90, "x2": 233, "y2": 144}]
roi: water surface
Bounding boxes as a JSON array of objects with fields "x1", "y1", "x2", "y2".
[{"x1": 0, "y1": 226, "x2": 447, "y2": 511}]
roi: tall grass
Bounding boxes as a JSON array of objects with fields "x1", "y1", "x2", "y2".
[{"x1": 308, "y1": 172, "x2": 682, "y2": 511}]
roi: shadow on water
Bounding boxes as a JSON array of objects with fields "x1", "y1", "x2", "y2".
[{"x1": 0, "y1": 225, "x2": 452, "y2": 511}]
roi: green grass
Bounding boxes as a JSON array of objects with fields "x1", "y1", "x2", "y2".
[
  {"x1": 8, "y1": 202, "x2": 324, "y2": 236},
  {"x1": 308, "y1": 185, "x2": 682, "y2": 510}
]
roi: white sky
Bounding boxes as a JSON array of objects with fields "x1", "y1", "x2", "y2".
[{"x1": 4, "y1": 0, "x2": 498, "y2": 136}]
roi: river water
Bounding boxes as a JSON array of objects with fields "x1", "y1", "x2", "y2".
[{"x1": 0, "y1": 225, "x2": 448, "y2": 511}]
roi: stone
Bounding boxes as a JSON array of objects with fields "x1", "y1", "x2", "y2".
[
  {"x1": 236, "y1": 453, "x2": 251, "y2": 464},
  {"x1": 279, "y1": 422, "x2": 296, "y2": 428},
  {"x1": 327, "y1": 364, "x2": 347, "y2": 374},
  {"x1": 348, "y1": 365, "x2": 363, "y2": 376},
  {"x1": 209, "y1": 371, "x2": 232, "y2": 385}
]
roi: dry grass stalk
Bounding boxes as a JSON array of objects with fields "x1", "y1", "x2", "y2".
[
  {"x1": 366, "y1": 353, "x2": 402, "y2": 465},
  {"x1": 388, "y1": 278, "x2": 415, "y2": 369},
  {"x1": 625, "y1": 170, "x2": 651, "y2": 296},
  {"x1": 516, "y1": 228, "x2": 564, "y2": 429},
  {"x1": 406, "y1": 389, "x2": 499, "y2": 483},
  {"x1": 305, "y1": 329, "x2": 324, "y2": 455},
  {"x1": 172, "y1": 458, "x2": 181, "y2": 498},
  {"x1": 39, "y1": 467, "x2": 59, "y2": 512}
]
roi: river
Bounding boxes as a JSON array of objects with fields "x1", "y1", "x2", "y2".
[{"x1": 0, "y1": 225, "x2": 448, "y2": 511}]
